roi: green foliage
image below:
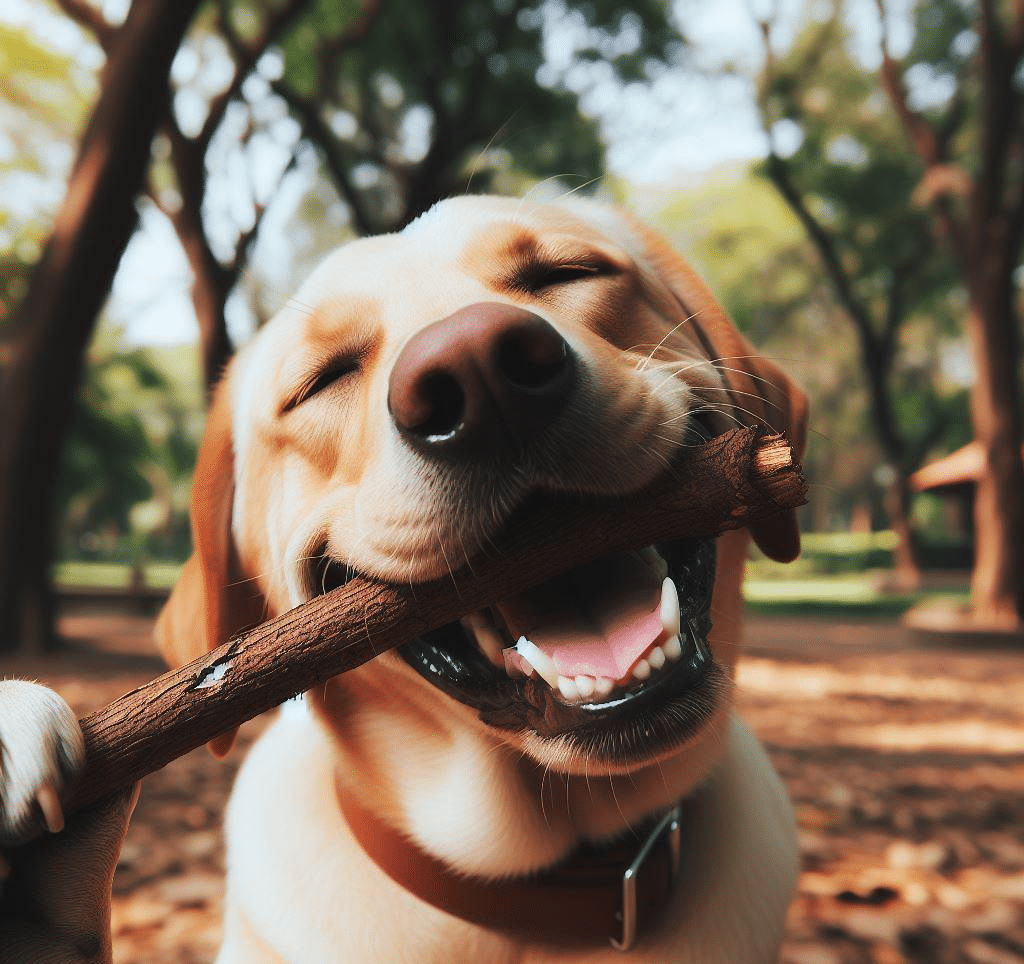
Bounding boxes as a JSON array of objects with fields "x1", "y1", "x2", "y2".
[
  {"x1": 0, "y1": 21, "x2": 90, "y2": 145},
  {"x1": 235, "y1": 0, "x2": 683, "y2": 231},
  {"x1": 683, "y1": 0, "x2": 979, "y2": 530},
  {"x1": 758, "y1": 4, "x2": 956, "y2": 322},
  {"x1": 56, "y1": 325, "x2": 201, "y2": 565},
  {"x1": 0, "y1": 18, "x2": 94, "y2": 337}
]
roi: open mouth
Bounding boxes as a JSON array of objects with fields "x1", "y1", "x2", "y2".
[{"x1": 391, "y1": 538, "x2": 721, "y2": 762}]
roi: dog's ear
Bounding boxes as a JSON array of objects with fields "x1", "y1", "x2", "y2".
[
  {"x1": 155, "y1": 375, "x2": 267, "y2": 756},
  {"x1": 626, "y1": 214, "x2": 809, "y2": 563}
]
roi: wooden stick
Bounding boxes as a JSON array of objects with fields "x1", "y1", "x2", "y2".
[{"x1": 68, "y1": 427, "x2": 806, "y2": 813}]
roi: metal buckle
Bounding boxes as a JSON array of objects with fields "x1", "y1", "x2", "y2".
[{"x1": 610, "y1": 803, "x2": 683, "y2": 952}]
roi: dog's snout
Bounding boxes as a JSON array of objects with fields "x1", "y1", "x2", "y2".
[{"x1": 388, "y1": 303, "x2": 575, "y2": 453}]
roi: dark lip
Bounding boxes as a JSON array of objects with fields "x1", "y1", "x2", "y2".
[{"x1": 398, "y1": 538, "x2": 718, "y2": 762}]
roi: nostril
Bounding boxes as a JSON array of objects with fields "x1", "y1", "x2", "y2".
[
  {"x1": 407, "y1": 371, "x2": 466, "y2": 441},
  {"x1": 496, "y1": 323, "x2": 570, "y2": 390}
]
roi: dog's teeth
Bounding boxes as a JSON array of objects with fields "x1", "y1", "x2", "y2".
[
  {"x1": 574, "y1": 675, "x2": 595, "y2": 699},
  {"x1": 639, "y1": 546, "x2": 669, "y2": 580},
  {"x1": 660, "y1": 577, "x2": 681, "y2": 637},
  {"x1": 648, "y1": 645, "x2": 667, "y2": 670},
  {"x1": 594, "y1": 676, "x2": 614, "y2": 698},
  {"x1": 557, "y1": 675, "x2": 581, "y2": 701},
  {"x1": 466, "y1": 612, "x2": 505, "y2": 667},
  {"x1": 663, "y1": 634, "x2": 682, "y2": 660},
  {"x1": 515, "y1": 637, "x2": 559, "y2": 688},
  {"x1": 632, "y1": 658, "x2": 652, "y2": 680}
]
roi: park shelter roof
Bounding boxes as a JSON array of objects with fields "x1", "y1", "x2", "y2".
[
  {"x1": 909, "y1": 443, "x2": 984, "y2": 493},
  {"x1": 909, "y1": 442, "x2": 1024, "y2": 493}
]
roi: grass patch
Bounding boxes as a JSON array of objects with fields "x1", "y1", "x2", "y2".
[
  {"x1": 55, "y1": 561, "x2": 182, "y2": 591},
  {"x1": 744, "y1": 574, "x2": 969, "y2": 620}
]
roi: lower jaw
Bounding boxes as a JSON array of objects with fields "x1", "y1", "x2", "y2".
[{"x1": 399, "y1": 539, "x2": 719, "y2": 764}]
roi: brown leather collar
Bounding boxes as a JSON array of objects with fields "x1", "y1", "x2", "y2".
[{"x1": 336, "y1": 780, "x2": 686, "y2": 951}]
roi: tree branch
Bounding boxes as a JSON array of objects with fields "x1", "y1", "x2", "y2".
[
  {"x1": 755, "y1": 10, "x2": 907, "y2": 464},
  {"x1": 975, "y1": 0, "x2": 1018, "y2": 231},
  {"x1": 270, "y1": 0, "x2": 386, "y2": 235},
  {"x1": 230, "y1": 149, "x2": 301, "y2": 276},
  {"x1": 764, "y1": 154, "x2": 877, "y2": 348},
  {"x1": 1011, "y1": 0, "x2": 1024, "y2": 62},
  {"x1": 873, "y1": 0, "x2": 970, "y2": 268},
  {"x1": 52, "y1": 0, "x2": 116, "y2": 49},
  {"x1": 316, "y1": 0, "x2": 385, "y2": 96},
  {"x1": 274, "y1": 80, "x2": 377, "y2": 236},
  {"x1": 67, "y1": 428, "x2": 807, "y2": 814},
  {"x1": 204, "y1": 0, "x2": 314, "y2": 154}
]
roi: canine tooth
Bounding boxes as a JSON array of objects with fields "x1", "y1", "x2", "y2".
[
  {"x1": 663, "y1": 634, "x2": 682, "y2": 660},
  {"x1": 660, "y1": 577, "x2": 681, "y2": 637},
  {"x1": 633, "y1": 658, "x2": 651, "y2": 681},
  {"x1": 515, "y1": 637, "x2": 559, "y2": 688},
  {"x1": 594, "y1": 677, "x2": 615, "y2": 698},
  {"x1": 558, "y1": 675, "x2": 581, "y2": 701},
  {"x1": 639, "y1": 546, "x2": 669, "y2": 580},
  {"x1": 466, "y1": 612, "x2": 504, "y2": 666},
  {"x1": 574, "y1": 675, "x2": 596, "y2": 699},
  {"x1": 648, "y1": 645, "x2": 667, "y2": 670}
]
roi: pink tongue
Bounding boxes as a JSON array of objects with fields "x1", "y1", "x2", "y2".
[{"x1": 495, "y1": 551, "x2": 665, "y2": 681}]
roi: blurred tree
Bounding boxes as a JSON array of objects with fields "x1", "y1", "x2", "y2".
[
  {"x1": 656, "y1": 170, "x2": 967, "y2": 539},
  {"x1": 873, "y1": 0, "x2": 1024, "y2": 625},
  {"x1": 57, "y1": 328, "x2": 200, "y2": 564},
  {"x1": 64, "y1": 0, "x2": 681, "y2": 391},
  {"x1": 59, "y1": 340, "x2": 161, "y2": 556},
  {"x1": 58, "y1": 0, "x2": 323, "y2": 390},
  {"x1": 751, "y1": 2, "x2": 971, "y2": 588},
  {"x1": 270, "y1": 0, "x2": 680, "y2": 234},
  {"x1": 0, "y1": 0, "x2": 203, "y2": 652}
]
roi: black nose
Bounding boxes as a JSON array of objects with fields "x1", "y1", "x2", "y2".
[{"x1": 388, "y1": 302, "x2": 575, "y2": 455}]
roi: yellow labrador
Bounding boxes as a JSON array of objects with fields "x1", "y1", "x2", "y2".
[{"x1": 1, "y1": 196, "x2": 806, "y2": 963}]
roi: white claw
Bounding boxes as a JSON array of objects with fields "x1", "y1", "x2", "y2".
[
  {"x1": 558, "y1": 676, "x2": 581, "y2": 701},
  {"x1": 648, "y1": 645, "x2": 667, "y2": 670},
  {"x1": 660, "y1": 577, "x2": 681, "y2": 637},
  {"x1": 515, "y1": 637, "x2": 560, "y2": 688},
  {"x1": 575, "y1": 676, "x2": 595, "y2": 699},
  {"x1": 633, "y1": 658, "x2": 652, "y2": 681},
  {"x1": 663, "y1": 634, "x2": 683, "y2": 660}
]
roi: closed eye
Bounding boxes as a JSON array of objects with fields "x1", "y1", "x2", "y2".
[
  {"x1": 282, "y1": 357, "x2": 361, "y2": 412},
  {"x1": 514, "y1": 258, "x2": 619, "y2": 294}
]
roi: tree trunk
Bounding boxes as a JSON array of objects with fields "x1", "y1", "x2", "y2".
[
  {"x1": 0, "y1": 0, "x2": 203, "y2": 652},
  {"x1": 194, "y1": 271, "x2": 234, "y2": 396},
  {"x1": 857, "y1": 330, "x2": 923, "y2": 589},
  {"x1": 964, "y1": 240, "x2": 1024, "y2": 626},
  {"x1": 884, "y1": 470, "x2": 921, "y2": 591},
  {"x1": 174, "y1": 211, "x2": 234, "y2": 394}
]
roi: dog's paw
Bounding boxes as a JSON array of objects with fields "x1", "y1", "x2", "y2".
[{"x1": 0, "y1": 680, "x2": 85, "y2": 850}]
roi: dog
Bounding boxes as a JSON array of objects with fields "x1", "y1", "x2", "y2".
[{"x1": 0, "y1": 196, "x2": 806, "y2": 962}]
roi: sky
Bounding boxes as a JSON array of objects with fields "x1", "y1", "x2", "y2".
[{"x1": 3, "y1": 0, "x2": 913, "y2": 349}]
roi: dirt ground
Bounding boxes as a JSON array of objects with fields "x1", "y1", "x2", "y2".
[{"x1": 2, "y1": 608, "x2": 1022, "y2": 964}]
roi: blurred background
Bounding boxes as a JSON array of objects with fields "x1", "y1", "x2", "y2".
[{"x1": 0, "y1": 0, "x2": 1021, "y2": 961}]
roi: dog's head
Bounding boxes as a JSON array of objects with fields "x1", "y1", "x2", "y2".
[{"x1": 156, "y1": 196, "x2": 806, "y2": 775}]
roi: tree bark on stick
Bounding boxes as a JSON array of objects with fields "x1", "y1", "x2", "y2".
[
  {"x1": 0, "y1": 0, "x2": 204, "y2": 653},
  {"x1": 67, "y1": 428, "x2": 806, "y2": 813}
]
